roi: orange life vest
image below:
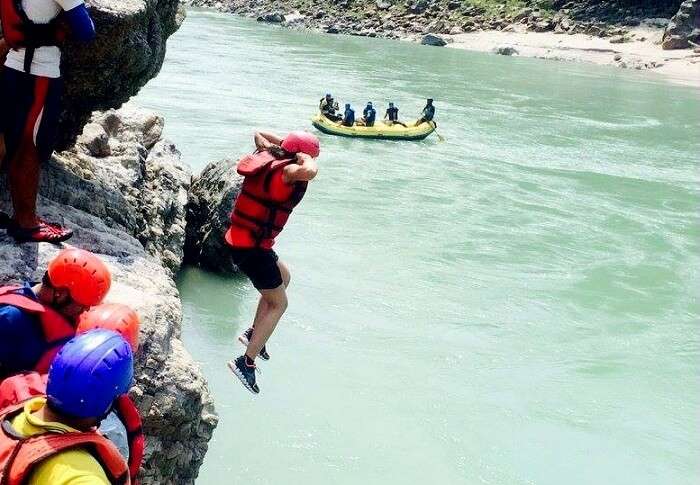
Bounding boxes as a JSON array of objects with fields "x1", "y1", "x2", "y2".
[
  {"x1": 0, "y1": 0, "x2": 67, "y2": 72},
  {"x1": 0, "y1": 286, "x2": 76, "y2": 374},
  {"x1": 0, "y1": 378, "x2": 130, "y2": 485},
  {"x1": 0, "y1": 372, "x2": 143, "y2": 484},
  {"x1": 225, "y1": 151, "x2": 307, "y2": 249}
]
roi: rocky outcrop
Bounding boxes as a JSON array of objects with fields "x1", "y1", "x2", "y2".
[
  {"x1": 663, "y1": 0, "x2": 700, "y2": 49},
  {"x1": 185, "y1": 158, "x2": 242, "y2": 274},
  {"x1": 0, "y1": 109, "x2": 217, "y2": 484},
  {"x1": 421, "y1": 33, "x2": 447, "y2": 46},
  {"x1": 57, "y1": 0, "x2": 185, "y2": 150},
  {"x1": 43, "y1": 105, "x2": 191, "y2": 274}
]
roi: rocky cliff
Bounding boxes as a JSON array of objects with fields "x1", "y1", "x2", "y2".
[
  {"x1": 0, "y1": 106, "x2": 218, "y2": 485},
  {"x1": 57, "y1": 0, "x2": 185, "y2": 150}
]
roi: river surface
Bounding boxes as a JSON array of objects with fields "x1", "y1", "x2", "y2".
[{"x1": 136, "y1": 9, "x2": 700, "y2": 485}]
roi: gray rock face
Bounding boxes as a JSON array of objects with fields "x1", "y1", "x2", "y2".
[
  {"x1": 57, "y1": 0, "x2": 185, "y2": 150},
  {"x1": 185, "y1": 158, "x2": 243, "y2": 275},
  {"x1": 663, "y1": 0, "x2": 700, "y2": 49},
  {"x1": 0, "y1": 194, "x2": 217, "y2": 485},
  {"x1": 44, "y1": 105, "x2": 191, "y2": 274},
  {"x1": 421, "y1": 33, "x2": 447, "y2": 46}
]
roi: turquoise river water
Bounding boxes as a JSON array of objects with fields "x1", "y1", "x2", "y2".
[{"x1": 136, "y1": 9, "x2": 700, "y2": 485}]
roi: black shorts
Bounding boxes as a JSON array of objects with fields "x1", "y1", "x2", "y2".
[
  {"x1": 229, "y1": 247, "x2": 283, "y2": 290},
  {"x1": 0, "y1": 66, "x2": 63, "y2": 164}
]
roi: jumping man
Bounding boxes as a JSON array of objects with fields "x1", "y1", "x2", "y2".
[{"x1": 225, "y1": 131, "x2": 320, "y2": 394}]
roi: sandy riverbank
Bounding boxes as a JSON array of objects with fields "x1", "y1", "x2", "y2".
[{"x1": 441, "y1": 25, "x2": 700, "y2": 89}]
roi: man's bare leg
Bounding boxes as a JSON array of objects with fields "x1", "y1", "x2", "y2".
[
  {"x1": 246, "y1": 285, "x2": 288, "y2": 359},
  {"x1": 246, "y1": 261, "x2": 290, "y2": 359}
]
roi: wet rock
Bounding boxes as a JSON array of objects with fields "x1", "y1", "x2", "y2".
[
  {"x1": 57, "y1": 0, "x2": 184, "y2": 151},
  {"x1": 327, "y1": 25, "x2": 341, "y2": 34},
  {"x1": 421, "y1": 33, "x2": 447, "y2": 46},
  {"x1": 185, "y1": 158, "x2": 243, "y2": 275},
  {"x1": 259, "y1": 12, "x2": 284, "y2": 23}
]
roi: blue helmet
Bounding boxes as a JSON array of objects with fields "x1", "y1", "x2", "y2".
[{"x1": 47, "y1": 329, "x2": 134, "y2": 419}]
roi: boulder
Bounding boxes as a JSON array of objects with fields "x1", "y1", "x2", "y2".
[
  {"x1": 185, "y1": 158, "x2": 243, "y2": 274},
  {"x1": 42, "y1": 105, "x2": 191, "y2": 274},
  {"x1": 530, "y1": 20, "x2": 554, "y2": 32},
  {"x1": 57, "y1": 0, "x2": 185, "y2": 151},
  {"x1": 493, "y1": 45, "x2": 519, "y2": 56},
  {"x1": 421, "y1": 33, "x2": 447, "y2": 46},
  {"x1": 663, "y1": 0, "x2": 700, "y2": 49},
  {"x1": 376, "y1": 0, "x2": 392, "y2": 10},
  {"x1": 258, "y1": 12, "x2": 285, "y2": 23},
  {"x1": 409, "y1": 0, "x2": 429, "y2": 14}
]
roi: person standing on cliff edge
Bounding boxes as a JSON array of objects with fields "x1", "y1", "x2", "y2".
[
  {"x1": 225, "y1": 130, "x2": 320, "y2": 394},
  {"x1": 0, "y1": 0, "x2": 96, "y2": 243}
]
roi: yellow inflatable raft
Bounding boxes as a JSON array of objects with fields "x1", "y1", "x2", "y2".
[{"x1": 312, "y1": 114, "x2": 436, "y2": 141}]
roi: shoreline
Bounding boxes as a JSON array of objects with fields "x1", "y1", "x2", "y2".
[
  {"x1": 440, "y1": 25, "x2": 700, "y2": 89},
  {"x1": 185, "y1": 3, "x2": 699, "y2": 90}
]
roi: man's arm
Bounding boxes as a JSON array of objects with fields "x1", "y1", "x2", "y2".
[
  {"x1": 254, "y1": 132, "x2": 283, "y2": 151},
  {"x1": 283, "y1": 154, "x2": 318, "y2": 183}
]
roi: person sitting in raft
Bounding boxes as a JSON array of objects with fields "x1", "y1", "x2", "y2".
[
  {"x1": 224, "y1": 131, "x2": 320, "y2": 395},
  {"x1": 415, "y1": 98, "x2": 436, "y2": 126},
  {"x1": 342, "y1": 103, "x2": 355, "y2": 127},
  {"x1": 384, "y1": 102, "x2": 407, "y2": 127},
  {"x1": 0, "y1": 330, "x2": 134, "y2": 485},
  {"x1": 319, "y1": 93, "x2": 341, "y2": 122},
  {"x1": 361, "y1": 102, "x2": 376, "y2": 127}
]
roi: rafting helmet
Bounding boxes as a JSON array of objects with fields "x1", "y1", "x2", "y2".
[
  {"x1": 47, "y1": 248, "x2": 111, "y2": 306},
  {"x1": 47, "y1": 329, "x2": 133, "y2": 419},
  {"x1": 77, "y1": 303, "x2": 141, "y2": 352},
  {"x1": 281, "y1": 131, "x2": 321, "y2": 158}
]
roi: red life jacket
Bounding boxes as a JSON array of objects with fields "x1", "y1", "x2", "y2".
[
  {"x1": 0, "y1": 372, "x2": 144, "y2": 484},
  {"x1": 225, "y1": 151, "x2": 307, "y2": 249},
  {"x1": 0, "y1": 0, "x2": 67, "y2": 72},
  {"x1": 0, "y1": 376, "x2": 130, "y2": 485},
  {"x1": 0, "y1": 286, "x2": 76, "y2": 374}
]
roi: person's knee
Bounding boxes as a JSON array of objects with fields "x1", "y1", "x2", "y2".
[
  {"x1": 262, "y1": 287, "x2": 288, "y2": 312},
  {"x1": 278, "y1": 262, "x2": 291, "y2": 288}
]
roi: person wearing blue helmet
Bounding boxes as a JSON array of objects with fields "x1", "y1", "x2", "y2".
[
  {"x1": 342, "y1": 103, "x2": 355, "y2": 127},
  {"x1": 361, "y1": 102, "x2": 376, "y2": 127},
  {"x1": 0, "y1": 329, "x2": 133, "y2": 485}
]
